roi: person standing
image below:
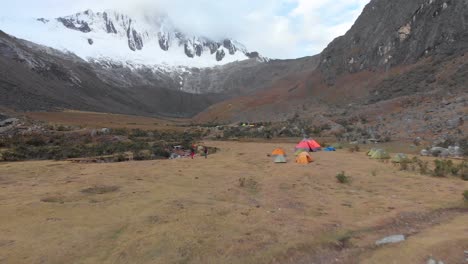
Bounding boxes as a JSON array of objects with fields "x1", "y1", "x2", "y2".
[
  {"x1": 204, "y1": 147, "x2": 208, "y2": 159},
  {"x1": 190, "y1": 146, "x2": 195, "y2": 159}
]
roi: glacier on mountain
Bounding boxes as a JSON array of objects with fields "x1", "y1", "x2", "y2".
[{"x1": 0, "y1": 10, "x2": 257, "y2": 68}]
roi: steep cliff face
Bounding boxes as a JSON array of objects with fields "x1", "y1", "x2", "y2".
[{"x1": 320, "y1": 0, "x2": 468, "y2": 84}]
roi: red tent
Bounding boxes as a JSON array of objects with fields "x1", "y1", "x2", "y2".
[{"x1": 295, "y1": 139, "x2": 322, "y2": 152}]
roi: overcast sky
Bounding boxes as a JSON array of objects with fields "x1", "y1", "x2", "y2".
[{"x1": 0, "y1": 0, "x2": 370, "y2": 59}]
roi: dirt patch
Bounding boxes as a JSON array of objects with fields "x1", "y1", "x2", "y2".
[
  {"x1": 81, "y1": 185, "x2": 120, "y2": 195},
  {"x1": 0, "y1": 240, "x2": 15, "y2": 248},
  {"x1": 40, "y1": 196, "x2": 66, "y2": 204}
]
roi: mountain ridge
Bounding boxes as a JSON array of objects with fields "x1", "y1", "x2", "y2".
[
  {"x1": 0, "y1": 9, "x2": 262, "y2": 68},
  {"x1": 1, "y1": 0, "x2": 467, "y2": 140}
]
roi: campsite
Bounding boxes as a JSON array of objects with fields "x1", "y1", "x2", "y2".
[
  {"x1": 1, "y1": 126, "x2": 467, "y2": 263},
  {"x1": 1, "y1": 0, "x2": 468, "y2": 262}
]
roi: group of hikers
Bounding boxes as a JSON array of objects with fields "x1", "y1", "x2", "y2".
[{"x1": 190, "y1": 145, "x2": 208, "y2": 159}]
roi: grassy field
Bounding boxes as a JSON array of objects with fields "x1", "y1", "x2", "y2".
[
  {"x1": 0, "y1": 141, "x2": 467, "y2": 263},
  {"x1": 23, "y1": 111, "x2": 190, "y2": 131}
]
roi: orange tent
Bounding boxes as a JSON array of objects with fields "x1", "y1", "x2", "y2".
[
  {"x1": 296, "y1": 152, "x2": 313, "y2": 164},
  {"x1": 272, "y1": 148, "x2": 286, "y2": 156}
]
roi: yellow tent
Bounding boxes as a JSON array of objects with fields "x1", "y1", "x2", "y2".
[
  {"x1": 272, "y1": 148, "x2": 286, "y2": 156},
  {"x1": 296, "y1": 152, "x2": 313, "y2": 164}
]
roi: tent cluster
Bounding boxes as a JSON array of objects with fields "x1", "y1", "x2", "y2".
[
  {"x1": 367, "y1": 148, "x2": 415, "y2": 164},
  {"x1": 271, "y1": 138, "x2": 324, "y2": 165}
]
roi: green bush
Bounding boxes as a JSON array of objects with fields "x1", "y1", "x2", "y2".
[
  {"x1": 459, "y1": 162, "x2": 468, "y2": 181},
  {"x1": 111, "y1": 128, "x2": 129, "y2": 136},
  {"x1": 433, "y1": 160, "x2": 458, "y2": 177},
  {"x1": 152, "y1": 146, "x2": 170, "y2": 158},
  {"x1": 130, "y1": 129, "x2": 148, "y2": 138},
  {"x1": 464, "y1": 190, "x2": 468, "y2": 202},
  {"x1": 133, "y1": 150, "x2": 152, "y2": 161},
  {"x1": 413, "y1": 158, "x2": 429, "y2": 175},
  {"x1": 25, "y1": 137, "x2": 46, "y2": 147},
  {"x1": 181, "y1": 132, "x2": 194, "y2": 149},
  {"x1": 433, "y1": 160, "x2": 448, "y2": 177},
  {"x1": 336, "y1": 172, "x2": 350, "y2": 184},
  {"x1": 0, "y1": 127, "x2": 202, "y2": 162},
  {"x1": 114, "y1": 153, "x2": 127, "y2": 162},
  {"x1": 1, "y1": 150, "x2": 26, "y2": 161}
]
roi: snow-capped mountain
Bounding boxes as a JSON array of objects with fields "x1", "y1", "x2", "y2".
[{"x1": 0, "y1": 10, "x2": 260, "y2": 68}]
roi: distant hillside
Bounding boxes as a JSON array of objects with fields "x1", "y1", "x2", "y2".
[{"x1": 195, "y1": 0, "x2": 467, "y2": 140}]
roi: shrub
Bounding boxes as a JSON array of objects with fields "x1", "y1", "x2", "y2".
[
  {"x1": 239, "y1": 177, "x2": 246, "y2": 187},
  {"x1": 459, "y1": 161, "x2": 468, "y2": 181},
  {"x1": 130, "y1": 129, "x2": 148, "y2": 138},
  {"x1": 336, "y1": 172, "x2": 350, "y2": 184},
  {"x1": 399, "y1": 160, "x2": 411, "y2": 171},
  {"x1": 112, "y1": 128, "x2": 129, "y2": 136},
  {"x1": 181, "y1": 132, "x2": 194, "y2": 149},
  {"x1": 152, "y1": 146, "x2": 170, "y2": 158},
  {"x1": 114, "y1": 153, "x2": 127, "y2": 162},
  {"x1": 56, "y1": 125, "x2": 71, "y2": 131},
  {"x1": 25, "y1": 137, "x2": 46, "y2": 147},
  {"x1": 464, "y1": 190, "x2": 468, "y2": 202},
  {"x1": 459, "y1": 137, "x2": 468, "y2": 157},
  {"x1": 433, "y1": 160, "x2": 448, "y2": 177},
  {"x1": 1, "y1": 150, "x2": 25, "y2": 161},
  {"x1": 348, "y1": 145, "x2": 360, "y2": 153},
  {"x1": 415, "y1": 158, "x2": 430, "y2": 175},
  {"x1": 433, "y1": 160, "x2": 458, "y2": 177},
  {"x1": 133, "y1": 150, "x2": 152, "y2": 161}
]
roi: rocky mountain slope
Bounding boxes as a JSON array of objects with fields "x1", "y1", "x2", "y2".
[
  {"x1": 0, "y1": 30, "x2": 225, "y2": 117},
  {"x1": 196, "y1": 0, "x2": 467, "y2": 140},
  {"x1": 0, "y1": 28, "x2": 316, "y2": 116},
  {"x1": 320, "y1": 0, "x2": 468, "y2": 82}
]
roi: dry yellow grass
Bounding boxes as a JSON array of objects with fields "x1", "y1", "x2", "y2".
[
  {"x1": 23, "y1": 110, "x2": 189, "y2": 131},
  {"x1": 0, "y1": 141, "x2": 466, "y2": 263},
  {"x1": 362, "y1": 214, "x2": 468, "y2": 263}
]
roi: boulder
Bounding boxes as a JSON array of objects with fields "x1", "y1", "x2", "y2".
[
  {"x1": 420, "y1": 149, "x2": 430, "y2": 156},
  {"x1": 413, "y1": 137, "x2": 422, "y2": 146},
  {"x1": 439, "y1": 149, "x2": 450, "y2": 158},
  {"x1": 375, "y1": 234, "x2": 405, "y2": 246},
  {"x1": 448, "y1": 146, "x2": 463, "y2": 157},
  {"x1": 100, "y1": 128, "x2": 111, "y2": 134},
  {"x1": 430, "y1": 147, "x2": 448, "y2": 157},
  {"x1": 0, "y1": 118, "x2": 19, "y2": 127}
]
